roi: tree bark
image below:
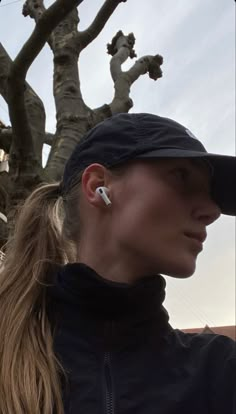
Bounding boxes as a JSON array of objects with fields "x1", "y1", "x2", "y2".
[
  {"x1": 0, "y1": 41, "x2": 47, "y2": 231},
  {"x1": 0, "y1": 43, "x2": 46, "y2": 165},
  {"x1": 47, "y1": 10, "x2": 90, "y2": 180},
  {"x1": 0, "y1": 43, "x2": 11, "y2": 98}
]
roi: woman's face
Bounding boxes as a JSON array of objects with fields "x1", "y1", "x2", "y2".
[{"x1": 108, "y1": 158, "x2": 221, "y2": 279}]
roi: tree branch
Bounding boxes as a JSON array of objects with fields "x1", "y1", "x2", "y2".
[
  {"x1": 44, "y1": 132, "x2": 55, "y2": 146},
  {"x1": 23, "y1": 0, "x2": 46, "y2": 21},
  {"x1": 8, "y1": 0, "x2": 84, "y2": 165},
  {"x1": 0, "y1": 43, "x2": 47, "y2": 166},
  {"x1": 23, "y1": 0, "x2": 53, "y2": 49},
  {"x1": 106, "y1": 31, "x2": 163, "y2": 113},
  {"x1": 0, "y1": 127, "x2": 55, "y2": 153},
  {"x1": 0, "y1": 43, "x2": 11, "y2": 99},
  {"x1": 108, "y1": 31, "x2": 136, "y2": 81},
  {"x1": 127, "y1": 54, "x2": 163, "y2": 83},
  {"x1": 78, "y1": 0, "x2": 127, "y2": 50}
]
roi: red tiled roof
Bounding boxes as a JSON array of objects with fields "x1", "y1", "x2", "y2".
[{"x1": 181, "y1": 325, "x2": 236, "y2": 341}]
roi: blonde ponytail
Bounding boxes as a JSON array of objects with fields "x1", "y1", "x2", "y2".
[{"x1": 0, "y1": 183, "x2": 73, "y2": 414}]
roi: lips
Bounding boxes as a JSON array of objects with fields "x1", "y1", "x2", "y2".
[{"x1": 184, "y1": 231, "x2": 207, "y2": 244}]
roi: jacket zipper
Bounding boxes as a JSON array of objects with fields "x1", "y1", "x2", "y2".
[{"x1": 104, "y1": 351, "x2": 114, "y2": 414}]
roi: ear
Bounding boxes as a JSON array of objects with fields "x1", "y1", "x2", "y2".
[{"x1": 81, "y1": 163, "x2": 110, "y2": 208}]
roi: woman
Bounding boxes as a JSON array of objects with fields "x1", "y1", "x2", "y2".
[{"x1": 0, "y1": 113, "x2": 235, "y2": 414}]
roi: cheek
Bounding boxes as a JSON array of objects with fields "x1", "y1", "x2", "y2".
[
  {"x1": 112, "y1": 175, "x2": 190, "y2": 247},
  {"x1": 112, "y1": 193, "x2": 170, "y2": 244},
  {"x1": 111, "y1": 198, "x2": 146, "y2": 242}
]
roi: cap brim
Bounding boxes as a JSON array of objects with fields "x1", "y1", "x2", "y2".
[{"x1": 136, "y1": 149, "x2": 236, "y2": 216}]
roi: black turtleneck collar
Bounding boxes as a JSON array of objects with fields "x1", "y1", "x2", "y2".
[{"x1": 47, "y1": 262, "x2": 172, "y2": 349}]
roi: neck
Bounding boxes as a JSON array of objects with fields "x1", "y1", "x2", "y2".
[{"x1": 78, "y1": 245, "x2": 156, "y2": 285}]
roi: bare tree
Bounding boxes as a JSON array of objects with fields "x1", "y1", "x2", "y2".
[{"x1": 0, "y1": 0, "x2": 163, "y2": 247}]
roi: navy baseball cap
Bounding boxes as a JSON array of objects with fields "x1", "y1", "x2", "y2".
[{"x1": 61, "y1": 113, "x2": 236, "y2": 216}]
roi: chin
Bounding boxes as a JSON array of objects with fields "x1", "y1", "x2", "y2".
[{"x1": 161, "y1": 261, "x2": 196, "y2": 279}]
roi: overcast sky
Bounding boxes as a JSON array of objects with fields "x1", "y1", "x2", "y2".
[{"x1": 0, "y1": 0, "x2": 235, "y2": 329}]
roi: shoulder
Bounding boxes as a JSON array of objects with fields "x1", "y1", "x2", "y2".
[
  {"x1": 172, "y1": 328, "x2": 235, "y2": 357},
  {"x1": 169, "y1": 330, "x2": 236, "y2": 411},
  {"x1": 169, "y1": 328, "x2": 236, "y2": 380}
]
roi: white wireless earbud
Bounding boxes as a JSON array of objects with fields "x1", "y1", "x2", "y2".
[{"x1": 95, "y1": 186, "x2": 112, "y2": 206}]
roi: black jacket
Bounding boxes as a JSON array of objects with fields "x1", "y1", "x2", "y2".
[{"x1": 47, "y1": 263, "x2": 236, "y2": 414}]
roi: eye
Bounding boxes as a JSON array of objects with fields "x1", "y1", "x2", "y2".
[{"x1": 173, "y1": 167, "x2": 189, "y2": 181}]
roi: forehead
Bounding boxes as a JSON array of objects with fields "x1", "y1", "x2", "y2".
[
  {"x1": 109, "y1": 158, "x2": 213, "y2": 188},
  {"x1": 160, "y1": 158, "x2": 212, "y2": 173},
  {"x1": 112, "y1": 158, "x2": 212, "y2": 193},
  {"x1": 151, "y1": 158, "x2": 212, "y2": 181},
  {"x1": 120, "y1": 157, "x2": 212, "y2": 176}
]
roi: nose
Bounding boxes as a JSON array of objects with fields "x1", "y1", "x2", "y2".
[{"x1": 192, "y1": 194, "x2": 221, "y2": 226}]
